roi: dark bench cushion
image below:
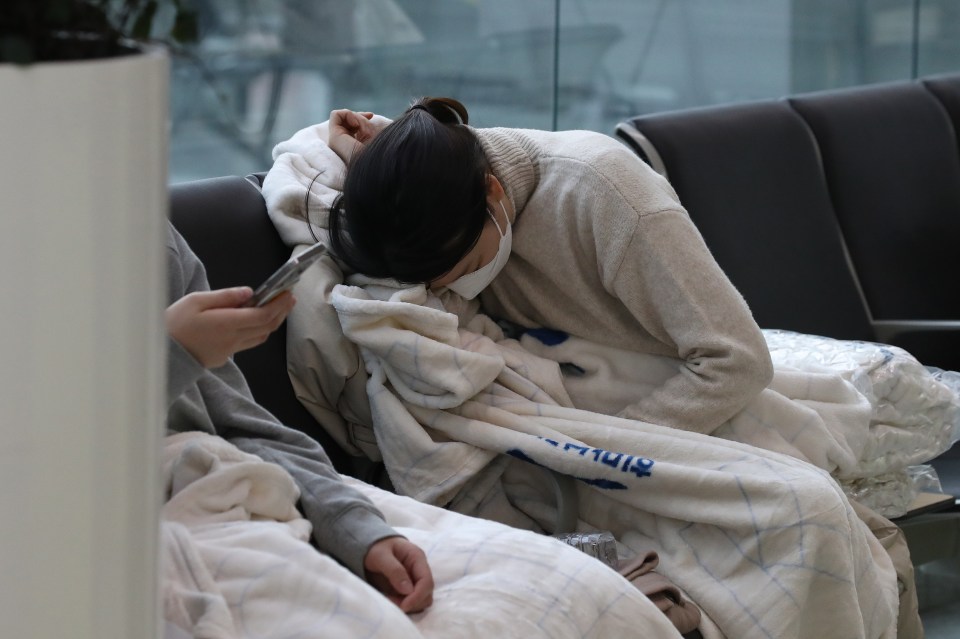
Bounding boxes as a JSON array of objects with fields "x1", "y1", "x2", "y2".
[
  {"x1": 168, "y1": 174, "x2": 353, "y2": 473},
  {"x1": 788, "y1": 82, "x2": 960, "y2": 322},
  {"x1": 788, "y1": 81, "x2": 960, "y2": 370},
  {"x1": 923, "y1": 73, "x2": 960, "y2": 156},
  {"x1": 619, "y1": 100, "x2": 873, "y2": 341}
]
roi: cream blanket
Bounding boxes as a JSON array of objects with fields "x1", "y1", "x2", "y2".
[
  {"x1": 519, "y1": 326, "x2": 959, "y2": 516},
  {"x1": 324, "y1": 282, "x2": 898, "y2": 639},
  {"x1": 161, "y1": 431, "x2": 686, "y2": 639}
]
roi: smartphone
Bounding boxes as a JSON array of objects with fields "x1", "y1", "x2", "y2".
[{"x1": 243, "y1": 241, "x2": 327, "y2": 307}]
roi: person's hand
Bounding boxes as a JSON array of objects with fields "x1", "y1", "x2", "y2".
[
  {"x1": 363, "y1": 536, "x2": 434, "y2": 613},
  {"x1": 328, "y1": 108, "x2": 378, "y2": 162},
  {"x1": 165, "y1": 287, "x2": 296, "y2": 368}
]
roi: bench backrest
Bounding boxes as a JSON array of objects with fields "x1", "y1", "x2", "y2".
[
  {"x1": 168, "y1": 174, "x2": 353, "y2": 473},
  {"x1": 788, "y1": 81, "x2": 960, "y2": 321},
  {"x1": 617, "y1": 100, "x2": 874, "y2": 341}
]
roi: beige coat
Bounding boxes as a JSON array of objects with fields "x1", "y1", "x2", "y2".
[{"x1": 476, "y1": 127, "x2": 773, "y2": 434}]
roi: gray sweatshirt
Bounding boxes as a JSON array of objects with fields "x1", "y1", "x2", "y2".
[{"x1": 165, "y1": 222, "x2": 396, "y2": 576}]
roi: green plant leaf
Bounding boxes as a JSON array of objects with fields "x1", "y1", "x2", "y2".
[
  {"x1": 44, "y1": 0, "x2": 73, "y2": 26},
  {"x1": 171, "y1": 11, "x2": 199, "y2": 44},
  {"x1": 130, "y1": 1, "x2": 159, "y2": 41},
  {"x1": 1, "y1": 0, "x2": 197, "y2": 61},
  {"x1": 0, "y1": 35, "x2": 34, "y2": 65}
]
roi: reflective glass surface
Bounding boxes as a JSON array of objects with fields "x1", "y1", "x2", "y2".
[{"x1": 170, "y1": 0, "x2": 960, "y2": 182}]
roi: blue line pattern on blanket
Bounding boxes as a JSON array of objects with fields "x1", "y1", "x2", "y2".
[
  {"x1": 507, "y1": 437, "x2": 654, "y2": 490},
  {"x1": 321, "y1": 282, "x2": 900, "y2": 639},
  {"x1": 674, "y1": 455, "x2": 866, "y2": 639},
  {"x1": 524, "y1": 327, "x2": 569, "y2": 346}
]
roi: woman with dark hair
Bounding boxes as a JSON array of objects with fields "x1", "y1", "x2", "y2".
[{"x1": 324, "y1": 97, "x2": 773, "y2": 436}]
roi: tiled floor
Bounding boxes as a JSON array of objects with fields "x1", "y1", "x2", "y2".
[{"x1": 917, "y1": 557, "x2": 960, "y2": 637}]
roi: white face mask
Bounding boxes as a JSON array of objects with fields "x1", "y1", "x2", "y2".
[{"x1": 446, "y1": 200, "x2": 512, "y2": 300}]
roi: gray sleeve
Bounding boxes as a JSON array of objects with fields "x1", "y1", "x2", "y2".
[
  {"x1": 230, "y1": 428, "x2": 400, "y2": 576},
  {"x1": 165, "y1": 222, "x2": 210, "y2": 407},
  {"x1": 166, "y1": 336, "x2": 205, "y2": 404},
  {"x1": 165, "y1": 221, "x2": 398, "y2": 576},
  {"x1": 205, "y1": 367, "x2": 399, "y2": 575}
]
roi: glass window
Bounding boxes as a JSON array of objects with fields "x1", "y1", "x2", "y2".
[{"x1": 169, "y1": 0, "x2": 960, "y2": 182}]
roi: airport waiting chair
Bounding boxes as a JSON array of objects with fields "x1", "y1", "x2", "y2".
[
  {"x1": 615, "y1": 99, "x2": 874, "y2": 342},
  {"x1": 788, "y1": 81, "x2": 960, "y2": 372},
  {"x1": 923, "y1": 72, "x2": 960, "y2": 157}
]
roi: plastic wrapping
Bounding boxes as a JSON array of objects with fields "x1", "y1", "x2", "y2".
[
  {"x1": 764, "y1": 330, "x2": 959, "y2": 518},
  {"x1": 840, "y1": 464, "x2": 944, "y2": 518},
  {"x1": 907, "y1": 463, "x2": 944, "y2": 494},
  {"x1": 928, "y1": 367, "x2": 960, "y2": 445},
  {"x1": 764, "y1": 330, "x2": 959, "y2": 475},
  {"x1": 840, "y1": 469, "x2": 915, "y2": 517},
  {"x1": 552, "y1": 531, "x2": 619, "y2": 568}
]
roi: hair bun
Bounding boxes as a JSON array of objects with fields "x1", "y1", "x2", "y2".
[{"x1": 410, "y1": 97, "x2": 469, "y2": 125}]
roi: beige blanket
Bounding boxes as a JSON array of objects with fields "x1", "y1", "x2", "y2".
[
  {"x1": 325, "y1": 282, "x2": 898, "y2": 639},
  {"x1": 160, "y1": 431, "x2": 684, "y2": 639}
]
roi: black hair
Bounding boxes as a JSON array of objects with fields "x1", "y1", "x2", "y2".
[{"x1": 328, "y1": 96, "x2": 489, "y2": 284}]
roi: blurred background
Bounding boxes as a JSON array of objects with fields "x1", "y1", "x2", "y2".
[{"x1": 168, "y1": 0, "x2": 960, "y2": 182}]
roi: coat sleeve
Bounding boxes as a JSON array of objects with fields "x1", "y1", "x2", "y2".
[{"x1": 609, "y1": 207, "x2": 773, "y2": 434}]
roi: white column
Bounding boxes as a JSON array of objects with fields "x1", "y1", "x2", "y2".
[{"x1": 0, "y1": 49, "x2": 168, "y2": 638}]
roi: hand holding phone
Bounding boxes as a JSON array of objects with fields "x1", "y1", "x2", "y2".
[
  {"x1": 244, "y1": 241, "x2": 328, "y2": 307},
  {"x1": 167, "y1": 286, "x2": 295, "y2": 368}
]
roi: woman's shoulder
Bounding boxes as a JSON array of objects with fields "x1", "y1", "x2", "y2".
[
  {"x1": 519, "y1": 129, "x2": 660, "y2": 184},
  {"x1": 520, "y1": 129, "x2": 680, "y2": 212},
  {"x1": 477, "y1": 127, "x2": 635, "y2": 175},
  {"x1": 500, "y1": 127, "x2": 626, "y2": 158}
]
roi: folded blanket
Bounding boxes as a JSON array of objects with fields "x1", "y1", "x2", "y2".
[
  {"x1": 765, "y1": 330, "x2": 959, "y2": 516},
  {"x1": 160, "y1": 432, "x2": 686, "y2": 639},
  {"x1": 764, "y1": 329, "x2": 959, "y2": 475}
]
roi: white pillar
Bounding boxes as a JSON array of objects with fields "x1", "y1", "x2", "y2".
[{"x1": 0, "y1": 49, "x2": 168, "y2": 638}]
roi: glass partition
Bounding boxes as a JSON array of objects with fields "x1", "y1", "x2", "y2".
[{"x1": 169, "y1": 0, "x2": 960, "y2": 182}]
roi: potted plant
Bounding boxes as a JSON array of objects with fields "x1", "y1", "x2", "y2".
[
  {"x1": 0, "y1": 3, "x2": 195, "y2": 637},
  {"x1": 1, "y1": 0, "x2": 197, "y2": 62}
]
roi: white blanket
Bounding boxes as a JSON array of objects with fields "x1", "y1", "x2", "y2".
[
  {"x1": 261, "y1": 121, "x2": 913, "y2": 637},
  {"x1": 328, "y1": 282, "x2": 898, "y2": 639},
  {"x1": 516, "y1": 328, "x2": 874, "y2": 480},
  {"x1": 763, "y1": 329, "x2": 959, "y2": 476},
  {"x1": 519, "y1": 326, "x2": 959, "y2": 515},
  {"x1": 160, "y1": 431, "x2": 686, "y2": 639}
]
